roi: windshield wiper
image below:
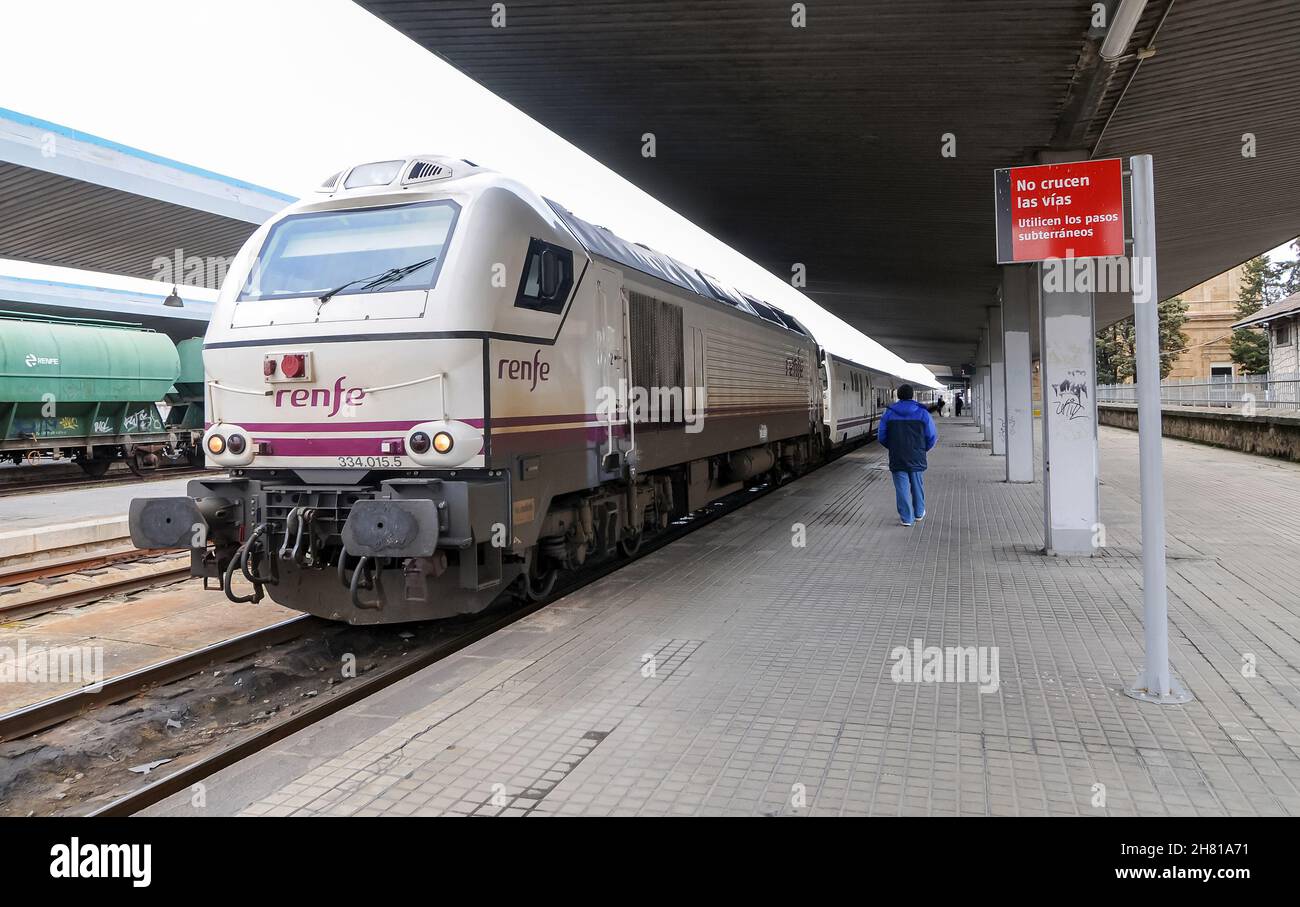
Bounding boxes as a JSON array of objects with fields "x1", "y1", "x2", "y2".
[
  {"x1": 357, "y1": 256, "x2": 439, "y2": 293},
  {"x1": 316, "y1": 256, "x2": 439, "y2": 306}
]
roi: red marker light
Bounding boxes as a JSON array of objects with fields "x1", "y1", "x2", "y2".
[
  {"x1": 281, "y1": 354, "x2": 305, "y2": 378},
  {"x1": 263, "y1": 359, "x2": 277, "y2": 376}
]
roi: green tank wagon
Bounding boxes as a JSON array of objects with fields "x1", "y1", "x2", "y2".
[{"x1": 0, "y1": 311, "x2": 204, "y2": 476}]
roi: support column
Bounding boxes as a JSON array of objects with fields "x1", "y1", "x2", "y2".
[
  {"x1": 977, "y1": 328, "x2": 992, "y2": 439},
  {"x1": 1038, "y1": 272, "x2": 1099, "y2": 556},
  {"x1": 987, "y1": 305, "x2": 1006, "y2": 456},
  {"x1": 1002, "y1": 266, "x2": 1035, "y2": 482}
]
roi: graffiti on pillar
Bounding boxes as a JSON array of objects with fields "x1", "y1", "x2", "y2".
[{"x1": 1051, "y1": 368, "x2": 1090, "y2": 421}]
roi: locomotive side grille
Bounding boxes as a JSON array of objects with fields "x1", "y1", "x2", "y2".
[{"x1": 628, "y1": 291, "x2": 685, "y2": 424}]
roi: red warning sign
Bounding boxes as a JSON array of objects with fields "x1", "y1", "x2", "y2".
[{"x1": 994, "y1": 158, "x2": 1126, "y2": 263}]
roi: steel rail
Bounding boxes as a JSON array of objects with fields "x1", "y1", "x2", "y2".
[{"x1": 0, "y1": 562, "x2": 192, "y2": 622}]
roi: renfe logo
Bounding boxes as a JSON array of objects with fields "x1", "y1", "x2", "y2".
[
  {"x1": 498, "y1": 349, "x2": 550, "y2": 392},
  {"x1": 274, "y1": 375, "x2": 365, "y2": 417}
]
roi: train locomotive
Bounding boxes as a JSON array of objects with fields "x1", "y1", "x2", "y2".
[{"x1": 129, "y1": 156, "x2": 921, "y2": 624}]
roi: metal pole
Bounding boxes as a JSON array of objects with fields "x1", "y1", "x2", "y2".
[{"x1": 1125, "y1": 154, "x2": 1192, "y2": 704}]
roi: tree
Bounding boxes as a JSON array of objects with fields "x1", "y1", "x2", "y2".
[
  {"x1": 1096, "y1": 320, "x2": 1132, "y2": 384},
  {"x1": 1157, "y1": 296, "x2": 1189, "y2": 379},
  {"x1": 1282, "y1": 238, "x2": 1300, "y2": 296},
  {"x1": 1095, "y1": 297, "x2": 1186, "y2": 382},
  {"x1": 1230, "y1": 255, "x2": 1285, "y2": 374}
]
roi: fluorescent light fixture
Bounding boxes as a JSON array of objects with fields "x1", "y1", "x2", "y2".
[{"x1": 1099, "y1": 0, "x2": 1149, "y2": 61}]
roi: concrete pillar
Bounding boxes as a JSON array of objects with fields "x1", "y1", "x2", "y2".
[
  {"x1": 1002, "y1": 266, "x2": 1035, "y2": 482},
  {"x1": 987, "y1": 305, "x2": 1006, "y2": 456},
  {"x1": 1038, "y1": 272, "x2": 1099, "y2": 556},
  {"x1": 977, "y1": 328, "x2": 992, "y2": 439}
]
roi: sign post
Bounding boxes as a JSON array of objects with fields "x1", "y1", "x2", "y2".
[
  {"x1": 992, "y1": 154, "x2": 1192, "y2": 704},
  {"x1": 1123, "y1": 154, "x2": 1193, "y2": 705},
  {"x1": 994, "y1": 157, "x2": 1125, "y2": 263}
]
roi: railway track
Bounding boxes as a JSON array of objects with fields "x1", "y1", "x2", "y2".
[
  {"x1": 0, "y1": 616, "x2": 315, "y2": 742},
  {"x1": 0, "y1": 550, "x2": 191, "y2": 621}
]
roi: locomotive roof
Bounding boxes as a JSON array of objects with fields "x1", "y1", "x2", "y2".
[
  {"x1": 546, "y1": 199, "x2": 810, "y2": 338},
  {"x1": 825, "y1": 349, "x2": 896, "y2": 377}
]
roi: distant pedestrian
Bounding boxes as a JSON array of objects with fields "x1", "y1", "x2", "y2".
[
  {"x1": 935, "y1": 397, "x2": 946, "y2": 417},
  {"x1": 955, "y1": 393, "x2": 964, "y2": 417},
  {"x1": 877, "y1": 384, "x2": 937, "y2": 527}
]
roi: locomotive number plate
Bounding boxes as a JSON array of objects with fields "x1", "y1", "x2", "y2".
[{"x1": 337, "y1": 456, "x2": 406, "y2": 468}]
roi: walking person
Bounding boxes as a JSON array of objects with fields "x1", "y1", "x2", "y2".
[
  {"x1": 935, "y1": 396, "x2": 946, "y2": 417},
  {"x1": 954, "y1": 393, "x2": 964, "y2": 417},
  {"x1": 877, "y1": 384, "x2": 937, "y2": 527}
]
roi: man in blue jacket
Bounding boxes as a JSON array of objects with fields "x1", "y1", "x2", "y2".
[{"x1": 877, "y1": 384, "x2": 937, "y2": 527}]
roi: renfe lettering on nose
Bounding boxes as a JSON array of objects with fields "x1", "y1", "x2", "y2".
[
  {"x1": 274, "y1": 375, "x2": 365, "y2": 417},
  {"x1": 498, "y1": 349, "x2": 551, "y2": 392}
]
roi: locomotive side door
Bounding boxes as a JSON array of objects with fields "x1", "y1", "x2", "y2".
[{"x1": 595, "y1": 265, "x2": 631, "y2": 475}]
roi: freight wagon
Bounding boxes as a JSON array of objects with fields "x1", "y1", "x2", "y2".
[{"x1": 0, "y1": 311, "x2": 204, "y2": 475}]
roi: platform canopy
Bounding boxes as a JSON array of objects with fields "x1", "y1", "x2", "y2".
[
  {"x1": 0, "y1": 107, "x2": 293, "y2": 287},
  {"x1": 0, "y1": 274, "x2": 211, "y2": 341},
  {"x1": 354, "y1": 0, "x2": 1300, "y2": 371}
]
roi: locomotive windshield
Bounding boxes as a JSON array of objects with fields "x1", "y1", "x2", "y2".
[{"x1": 237, "y1": 200, "x2": 459, "y2": 302}]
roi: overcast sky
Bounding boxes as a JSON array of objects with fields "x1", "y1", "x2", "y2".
[{"x1": 0, "y1": 1, "x2": 1294, "y2": 384}]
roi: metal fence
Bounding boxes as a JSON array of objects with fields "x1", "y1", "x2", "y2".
[{"x1": 1097, "y1": 372, "x2": 1300, "y2": 410}]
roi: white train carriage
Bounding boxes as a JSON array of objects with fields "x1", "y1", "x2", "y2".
[
  {"x1": 130, "y1": 156, "x2": 823, "y2": 623},
  {"x1": 822, "y1": 352, "x2": 898, "y2": 446}
]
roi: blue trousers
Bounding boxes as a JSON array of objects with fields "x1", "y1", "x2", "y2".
[{"x1": 891, "y1": 470, "x2": 926, "y2": 524}]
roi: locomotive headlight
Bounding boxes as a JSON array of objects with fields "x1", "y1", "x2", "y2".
[
  {"x1": 404, "y1": 421, "x2": 479, "y2": 468},
  {"x1": 203, "y1": 426, "x2": 256, "y2": 467}
]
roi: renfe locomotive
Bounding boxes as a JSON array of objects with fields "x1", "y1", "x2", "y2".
[{"x1": 129, "y1": 156, "x2": 922, "y2": 623}]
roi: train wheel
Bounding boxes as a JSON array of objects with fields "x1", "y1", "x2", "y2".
[
  {"x1": 77, "y1": 457, "x2": 112, "y2": 478},
  {"x1": 523, "y1": 559, "x2": 557, "y2": 602},
  {"x1": 127, "y1": 452, "x2": 158, "y2": 477},
  {"x1": 618, "y1": 530, "x2": 642, "y2": 558}
]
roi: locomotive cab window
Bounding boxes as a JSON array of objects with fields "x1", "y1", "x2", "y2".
[
  {"x1": 515, "y1": 238, "x2": 574, "y2": 314},
  {"x1": 237, "y1": 200, "x2": 459, "y2": 302}
]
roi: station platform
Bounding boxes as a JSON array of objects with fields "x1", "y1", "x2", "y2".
[
  {"x1": 147, "y1": 420, "x2": 1300, "y2": 816},
  {"x1": 0, "y1": 474, "x2": 192, "y2": 559}
]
